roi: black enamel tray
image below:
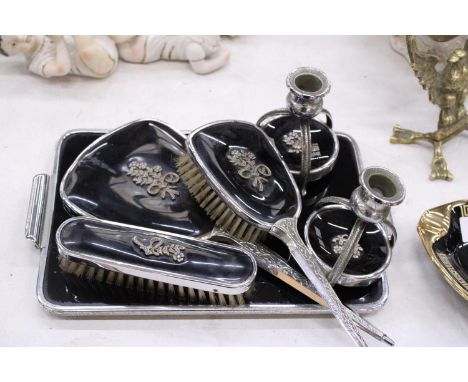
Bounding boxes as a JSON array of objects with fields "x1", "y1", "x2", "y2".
[{"x1": 29, "y1": 129, "x2": 388, "y2": 316}]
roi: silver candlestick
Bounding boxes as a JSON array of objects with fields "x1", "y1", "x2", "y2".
[
  {"x1": 258, "y1": 67, "x2": 337, "y2": 200},
  {"x1": 327, "y1": 167, "x2": 405, "y2": 285},
  {"x1": 286, "y1": 67, "x2": 332, "y2": 195}
]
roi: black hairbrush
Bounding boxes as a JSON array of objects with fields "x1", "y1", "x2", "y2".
[{"x1": 176, "y1": 120, "x2": 367, "y2": 346}]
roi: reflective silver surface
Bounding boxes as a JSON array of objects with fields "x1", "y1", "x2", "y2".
[
  {"x1": 25, "y1": 174, "x2": 49, "y2": 248},
  {"x1": 351, "y1": 167, "x2": 406, "y2": 224},
  {"x1": 29, "y1": 128, "x2": 389, "y2": 317},
  {"x1": 257, "y1": 108, "x2": 339, "y2": 182},
  {"x1": 56, "y1": 217, "x2": 257, "y2": 295},
  {"x1": 257, "y1": 68, "x2": 339, "y2": 201},
  {"x1": 304, "y1": 203, "x2": 392, "y2": 287},
  {"x1": 186, "y1": 120, "x2": 366, "y2": 346},
  {"x1": 327, "y1": 167, "x2": 405, "y2": 285},
  {"x1": 60, "y1": 119, "x2": 214, "y2": 237},
  {"x1": 209, "y1": 228, "x2": 394, "y2": 346},
  {"x1": 286, "y1": 67, "x2": 331, "y2": 118}
]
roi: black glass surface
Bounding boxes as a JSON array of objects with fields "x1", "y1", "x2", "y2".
[
  {"x1": 262, "y1": 115, "x2": 336, "y2": 173},
  {"x1": 61, "y1": 120, "x2": 214, "y2": 237},
  {"x1": 298, "y1": 133, "x2": 359, "y2": 226},
  {"x1": 306, "y1": 208, "x2": 389, "y2": 275},
  {"x1": 433, "y1": 205, "x2": 468, "y2": 280},
  {"x1": 41, "y1": 131, "x2": 384, "y2": 307},
  {"x1": 261, "y1": 115, "x2": 338, "y2": 206},
  {"x1": 189, "y1": 121, "x2": 299, "y2": 225},
  {"x1": 59, "y1": 218, "x2": 255, "y2": 289}
]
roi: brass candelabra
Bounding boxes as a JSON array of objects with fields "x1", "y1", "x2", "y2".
[{"x1": 391, "y1": 35, "x2": 468, "y2": 181}]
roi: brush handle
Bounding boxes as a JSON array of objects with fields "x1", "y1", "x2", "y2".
[
  {"x1": 248, "y1": 242, "x2": 392, "y2": 345},
  {"x1": 212, "y1": 231, "x2": 393, "y2": 345},
  {"x1": 271, "y1": 217, "x2": 367, "y2": 347}
]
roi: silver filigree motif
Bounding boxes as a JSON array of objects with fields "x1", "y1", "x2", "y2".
[
  {"x1": 331, "y1": 234, "x2": 363, "y2": 260},
  {"x1": 127, "y1": 160, "x2": 180, "y2": 200},
  {"x1": 133, "y1": 236, "x2": 186, "y2": 263},
  {"x1": 242, "y1": 241, "x2": 302, "y2": 281},
  {"x1": 283, "y1": 131, "x2": 302, "y2": 154},
  {"x1": 227, "y1": 148, "x2": 272, "y2": 192},
  {"x1": 282, "y1": 131, "x2": 322, "y2": 157},
  {"x1": 270, "y1": 217, "x2": 366, "y2": 346}
]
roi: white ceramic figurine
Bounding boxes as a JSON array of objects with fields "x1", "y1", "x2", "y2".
[
  {"x1": 111, "y1": 35, "x2": 230, "y2": 74},
  {"x1": 0, "y1": 35, "x2": 118, "y2": 79}
]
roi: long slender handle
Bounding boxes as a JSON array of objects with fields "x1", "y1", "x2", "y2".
[
  {"x1": 328, "y1": 219, "x2": 367, "y2": 285},
  {"x1": 277, "y1": 266, "x2": 393, "y2": 345},
  {"x1": 271, "y1": 217, "x2": 367, "y2": 347},
  {"x1": 210, "y1": 228, "x2": 393, "y2": 346},
  {"x1": 243, "y1": 240, "x2": 392, "y2": 345}
]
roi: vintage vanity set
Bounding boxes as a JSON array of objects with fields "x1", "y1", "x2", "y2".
[{"x1": 26, "y1": 67, "x2": 407, "y2": 346}]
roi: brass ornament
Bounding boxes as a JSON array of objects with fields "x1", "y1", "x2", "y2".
[
  {"x1": 417, "y1": 200, "x2": 468, "y2": 300},
  {"x1": 391, "y1": 35, "x2": 468, "y2": 181}
]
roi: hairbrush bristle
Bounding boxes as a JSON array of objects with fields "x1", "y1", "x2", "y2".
[
  {"x1": 176, "y1": 154, "x2": 264, "y2": 242},
  {"x1": 58, "y1": 256, "x2": 246, "y2": 306}
]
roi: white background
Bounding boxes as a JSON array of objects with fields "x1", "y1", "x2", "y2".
[{"x1": 1, "y1": 35, "x2": 467, "y2": 346}]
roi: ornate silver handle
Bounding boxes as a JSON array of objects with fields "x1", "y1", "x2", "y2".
[
  {"x1": 271, "y1": 217, "x2": 367, "y2": 347},
  {"x1": 210, "y1": 227, "x2": 393, "y2": 346}
]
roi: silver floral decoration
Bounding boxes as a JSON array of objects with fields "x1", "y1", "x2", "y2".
[
  {"x1": 283, "y1": 131, "x2": 322, "y2": 157},
  {"x1": 227, "y1": 148, "x2": 272, "y2": 192},
  {"x1": 127, "y1": 160, "x2": 180, "y2": 200},
  {"x1": 133, "y1": 236, "x2": 186, "y2": 263},
  {"x1": 331, "y1": 234, "x2": 363, "y2": 260},
  {"x1": 283, "y1": 131, "x2": 303, "y2": 154}
]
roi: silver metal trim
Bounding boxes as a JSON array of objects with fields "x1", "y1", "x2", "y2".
[
  {"x1": 317, "y1": 196, "x2": 397, "y2": 248},
  {"x1": 304, "y1": 203, "x2": 392, "y2": 287},
  {"x1": 59, "y1": 118, "x2": 187, "y2": 224},
  {"x1": 25, "y1": 174, "x2": 49, "y2": 248},
  {"x1": 55, "y1": 216, "x2": 257, "y2": 295},
  {"x1": 186, "y1": 120, "x2": 303, "y2": 230},
  {"x1": 226, "y1": 148, "x2": 272, "y2": 192},
  {"x1": 287, "y1": 67, "x2": 331, "y2": 100},
  {"x1": 256, "y1": 108, "x2": 340, "y2": 181},
  {"x1": 270, "y1": 216, "x2": 368, "y2": 346},
  {"x1": 34, "y1": 129, "x2": 389, "y2": 317},
  {"x1": 286, "y1": 67, "x2": 331, "y2": 118}
]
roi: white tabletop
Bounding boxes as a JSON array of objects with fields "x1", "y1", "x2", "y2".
[{"x1": 1, "y1": 35, "x2": 467, "y2": 346}]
